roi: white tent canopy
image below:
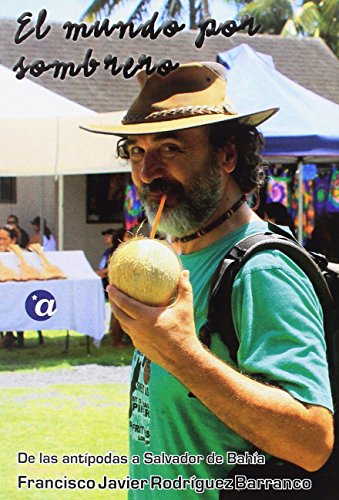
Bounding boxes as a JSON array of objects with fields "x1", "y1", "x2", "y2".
[
  {"x1": 0, "y1": 64, "x2": 127, "y2": 249},
  {"x1": 0, "y1": 64, "x2": 92, "y2": 119},
  {"x1": 0, "y1": 64, "x2": 126, "y2": 176},
  {"x1": 0, "y1": 114, "x2": 127, "y2": 176}
]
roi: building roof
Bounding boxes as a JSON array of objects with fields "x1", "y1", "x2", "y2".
[{"x1": 1, "y1": 17, "x2": 338, "y2": 112}]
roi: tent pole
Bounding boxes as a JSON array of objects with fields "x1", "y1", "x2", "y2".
[
  {"x1": 297, "y1": 159, "x2": 303, "y2": 244},
  {"x1": 58, "y1": 175, "x2": 64, "y2": 251},
  {"x1": 40, "y1": 176, "x2": 44, "y2": 246},
  {"x1": 55, "y1": 117, "x2": 64, "y2": 251}
]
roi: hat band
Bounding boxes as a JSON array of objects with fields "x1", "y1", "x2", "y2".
[{"x1": 122, "y1": 104, "x2": 236, "y2": 124}]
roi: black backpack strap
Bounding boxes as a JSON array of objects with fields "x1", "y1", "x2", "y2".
[
  {"x1": 199, "y1": 223, "x2": 333, "y2": 364},
  {"x1": 199, "y1": 223, "x2": 337, "y2": 492}
]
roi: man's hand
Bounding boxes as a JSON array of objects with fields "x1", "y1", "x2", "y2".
[{"x1": 107, "y1": 270, "x2": 203, "y2": 369}]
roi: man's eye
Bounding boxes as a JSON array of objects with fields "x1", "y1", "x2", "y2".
[
  {"x1": 160, "y1": 144, "x2": 179, "y2": 155},
  {"x1": 129, "y1": 147, "x2": 144, "y2": 159}
]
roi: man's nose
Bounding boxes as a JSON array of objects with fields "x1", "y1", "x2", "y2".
[{"x1": 140, "y1": 149, "x2": 166, "y2": 184}]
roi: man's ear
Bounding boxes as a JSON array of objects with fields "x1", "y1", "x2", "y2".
[{"x1": 219, "y1": 141, "x2": 237, "y2": 173}]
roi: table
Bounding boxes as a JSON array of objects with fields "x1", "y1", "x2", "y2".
[{"x1": 0, "y1": 251, "x2": 106, "y2": 342}]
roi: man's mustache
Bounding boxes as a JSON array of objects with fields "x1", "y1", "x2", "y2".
[{"x1": 140, "y1": 179, "x2": 184, "y2": 197}]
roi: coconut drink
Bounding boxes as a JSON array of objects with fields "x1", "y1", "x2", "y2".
[
  {"x1": 108, "y1": 195, "x2": 182, "y2": 306},
  {"x1": 108, "y1": 237, "x2": 182, "y2": 306}
]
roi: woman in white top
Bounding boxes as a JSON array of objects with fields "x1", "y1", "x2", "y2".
[{"x1": 30, "y1": 216, "x2": 56, "y2": 251}]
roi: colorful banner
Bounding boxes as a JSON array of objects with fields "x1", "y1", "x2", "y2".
[
  {"x1": 124, "y1": 182, "x2": 143, "y2": 230},
  {"x1": 291, "y1": 175, "x2": 315, "y2": 242},
  {"x1": 266, "y1": 169, "x2": 292, "y2": 207},
  {"x1": 313, "y1": 172, "x2": 331, "y2": 216},
  {"x1": 326, "y1": 166, "x2": 339, "y2": 213}
]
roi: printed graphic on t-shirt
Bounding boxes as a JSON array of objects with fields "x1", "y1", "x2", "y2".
[{"x1": 129, "y1": 351, "x2": 151, "y2": 445}]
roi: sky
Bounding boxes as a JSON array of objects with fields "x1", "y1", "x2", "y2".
[{"x1": 0, "y1": 0, "x2": 236, "y2": 24}]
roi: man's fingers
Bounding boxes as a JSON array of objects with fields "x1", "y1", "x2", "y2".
[
  {"x1": 176, "y1": 270, "x2": 193, "y2": 302},
  {"x1": 110, "y1": 301, "x2": 133, "y2": 333},
  {"x1": 108, "y1": 270, "x2": 192, "y2": 316},
  {"x1": 107, "y1": 285, "x2": 139, "y2": 319},
  {"x1": 107, "y1": 284, "x2": 164, "y2": 319}
]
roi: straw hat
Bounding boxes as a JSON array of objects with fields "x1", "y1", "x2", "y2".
[{"x1": 80, "y1": 61, "x2": 278, "y2": 137}]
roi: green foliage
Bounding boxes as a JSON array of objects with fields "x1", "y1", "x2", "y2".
[
  {"x1": 240, "y1": 0, "x2": 309, "y2": 34},
  {"x1": 0, "y1": 331, "x2": 134, "y2": 372},
  {"x1": 81, "y1": 0, "x2": 338, "y2": 54},
  {"x1": 81, "y1": 0, "x2": 126, "y2": 23},
  {"x1": 239, "y1": 0, "x2": 338, "y2": 55},
  {"x1": 293, "y1": 1, "x2": 320, "y2": 33},
  {"x1": 314, "y1": 0, "x2": 339, "y2": 55}
]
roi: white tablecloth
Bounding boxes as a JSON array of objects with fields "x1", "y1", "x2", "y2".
[{"x1": 0, "y1": 251, "x2": 105, "y2": 341}]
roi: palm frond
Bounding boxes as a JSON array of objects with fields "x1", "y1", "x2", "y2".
[
  {"x1": 159, "y1": 0, "x2": 186, "y2": 22},
  {"x1": 195, "y1": 0, "x2": 211, "y2": 22},
  {"x1": 294, "y1": 2, "x2": 319, "y2": 35},
  {"x1": 318, "y1": 0, "x2": 339, "y2": 35},
  {"x1": 280, "y1": 18, "x2": 298, "y2": 36},
  {"x1": 240, "y1": 0, "x2": 293, "y2": 18},
  {"x1": 127, "y1": 0, "x2": 153, "y2": 22},
  {"x1": 319, "y1": 0, "x2": 338, "y2": 20},
  {"x1": 80, "y1": 0, "x2": 125, "y2": 21}
]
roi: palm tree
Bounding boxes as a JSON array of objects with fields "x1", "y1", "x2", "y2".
[
  {"x1": 238, "y1": 0, "x2": 338, "y2": 55},
  {"x1": 80, "y1": 0, "x2": 212, "y2": 28},
  {"x1": 81, "y1": 0, "x2": 338, "y2": 54},
  {"x1": 238, "y1": 0, "x2": 318, "y2": 35}
]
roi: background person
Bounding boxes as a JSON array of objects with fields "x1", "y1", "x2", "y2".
[
  {"x1": 96, "y1": 226, "x2": 130, "y2": 347},
  {"x1": 30, "y1": 216, "x2": 56, "y2": 251},
  {"x1": 0, "y1": 226, "x2": 16, "y2": 252},
  {"x1": 0, "y1": 227, "x2": 24, "y2": 349},
  {"x1": 0, "y1": 226, "x2": 43, "y2": 349},
  {"x1": 96, "y1": 228, "x2": 116, "y2": 292},
  {"x1": 29, "y1": 216, "x2": 56, "y2": 347},
  {"x1": 96, "y1": 227, "x2": 126, "y2": 294},
  {"x1": 306, "y1": 214, "x2": 333, "y2": 259},
  {"x1": 264, "y1": 201, "x2": 296, "y2": 236},
  {"x1": 6, "y1": 214, "x2": 29, "y2": 249},
  {"x1": 85, "y1": 61, "x2": 333, "y2": 496}
]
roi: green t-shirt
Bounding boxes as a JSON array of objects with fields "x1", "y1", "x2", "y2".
[{"x1": 128, "y1": 221, "x2": 333, "y2": 499}]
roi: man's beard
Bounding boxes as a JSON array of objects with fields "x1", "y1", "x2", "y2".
[{"x1": 138, "y1": 160, "x2": 224, "y2": 238}]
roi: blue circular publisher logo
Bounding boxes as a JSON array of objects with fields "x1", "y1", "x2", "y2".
[{"x1": 25, "y1": 290, "x2": 57, "y2": 321}]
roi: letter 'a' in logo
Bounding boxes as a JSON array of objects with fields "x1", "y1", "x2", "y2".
[{"x1": 25, "y1": 290, "x2": 57, "y2": 321}]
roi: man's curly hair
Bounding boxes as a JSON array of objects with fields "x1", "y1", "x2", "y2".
[
  {"x1": 208, "y1": 122, "x2": 267, "y2": 194},
  {"x1": 116, "y1": 122, "x2": 267, "y2": 194},
  {"x1": 116, "y1": 138, "x2": 130, "y2": 161}
]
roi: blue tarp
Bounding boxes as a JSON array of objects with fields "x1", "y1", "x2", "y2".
[{"x1": 217, "y1": 44, "x2": 339, "y2": 158}]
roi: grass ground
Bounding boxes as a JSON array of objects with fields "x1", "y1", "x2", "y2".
[
  {"x1": 0, "y1": 384, "x2": 129, "y2": 500},
  {"x1": 0, "y1": 331, "x2": 133, "y2": 499},
  {"x1": 0, "y1": 330, "x2": 134, "y2": 372}
]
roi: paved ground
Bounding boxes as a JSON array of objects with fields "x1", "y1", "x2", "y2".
[{"x1": 0, "y1": 364, "x2": 131, "y2": 388}]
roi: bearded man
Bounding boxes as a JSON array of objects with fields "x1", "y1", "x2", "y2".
[{"x1": 82, "y1": 62, "x2": 333, "y2": 499}]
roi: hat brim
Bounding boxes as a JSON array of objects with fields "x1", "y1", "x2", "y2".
[{"x1": 80, "y1": 108, "x2": 279, "y2": 137}]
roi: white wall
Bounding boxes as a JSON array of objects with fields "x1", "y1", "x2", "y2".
[{"x1": 63, "y1": 175, "x2": 122, "y2": 269}]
